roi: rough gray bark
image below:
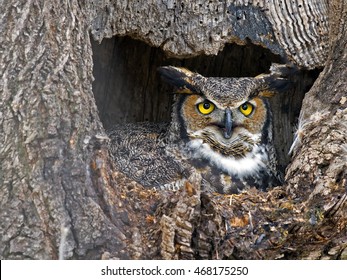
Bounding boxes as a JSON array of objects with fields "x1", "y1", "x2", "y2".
[
  {"x1": 0, "y1": 0, "x2": 125, "y2": 259},
  {"x1": 89, "y1": 0, "x2": 329, "y2": 68},
  {"x1": 0, "y1": 0, "x2": 345, "y2": 260}
]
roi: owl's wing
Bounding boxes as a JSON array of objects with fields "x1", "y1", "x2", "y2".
[{"x1": 108, "y1": 123, "x2": 190, "y2": 190}]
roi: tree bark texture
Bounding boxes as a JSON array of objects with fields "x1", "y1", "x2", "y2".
[
  {"x1": 0, "y1": 0, "x2": 124, "y2": 259},
  {"x1": 89, "y1": 0, "x2": 329, "y2": 68},
  {"x1": 0, "y1": 0, "x2": 346, "y2": 260}
]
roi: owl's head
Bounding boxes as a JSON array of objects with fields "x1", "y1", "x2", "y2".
[{"x1": 158, "y1": 65, "x2": 289, "y2": 161}]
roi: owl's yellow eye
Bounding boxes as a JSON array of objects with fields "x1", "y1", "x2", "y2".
[
  {"x1": 239, "y1": 102, "x2": 254, "y2": 116},
  {"x1": 197, "y1": 101, "x2": 215, "y2": 115}
]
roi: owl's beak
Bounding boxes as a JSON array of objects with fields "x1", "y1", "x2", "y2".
[{"x1": 224, "y1": 109, "x2": 232, "y2": 139}]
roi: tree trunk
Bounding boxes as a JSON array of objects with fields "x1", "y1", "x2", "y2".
[{"x1": 0, "y1": 0, "x2": 346, "y2": 259}]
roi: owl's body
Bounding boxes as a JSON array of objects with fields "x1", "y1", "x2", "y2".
[{"x1": 108, "y1": 65, "x2": 287, "y2": 193}]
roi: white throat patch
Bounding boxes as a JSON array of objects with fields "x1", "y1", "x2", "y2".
[{"x1": 186, "y1": 139, "x2": 267, "y2": 176}]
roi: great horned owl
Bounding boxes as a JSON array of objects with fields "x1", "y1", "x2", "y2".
[{"x1": 108, "y1": 64, "x2": 289, "y2": 193}]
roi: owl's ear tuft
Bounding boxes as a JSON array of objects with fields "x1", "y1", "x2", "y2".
[
  {"x1": 158, "y1": 66, "x2": 199, "y2": 94},
  {"x1": 266, "y1": 77, "x2": 292, "y2": 93},
  {"x1": 256, "y1": 63, "x2": 298, "y2": 94},
  {"x1": 269, "y1": 63, "x2": 298, "y2": 77}
]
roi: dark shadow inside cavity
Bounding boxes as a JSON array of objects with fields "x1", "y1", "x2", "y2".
[{"x1": 91, "y1": 36, "x2": 319, "y2": 175}]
